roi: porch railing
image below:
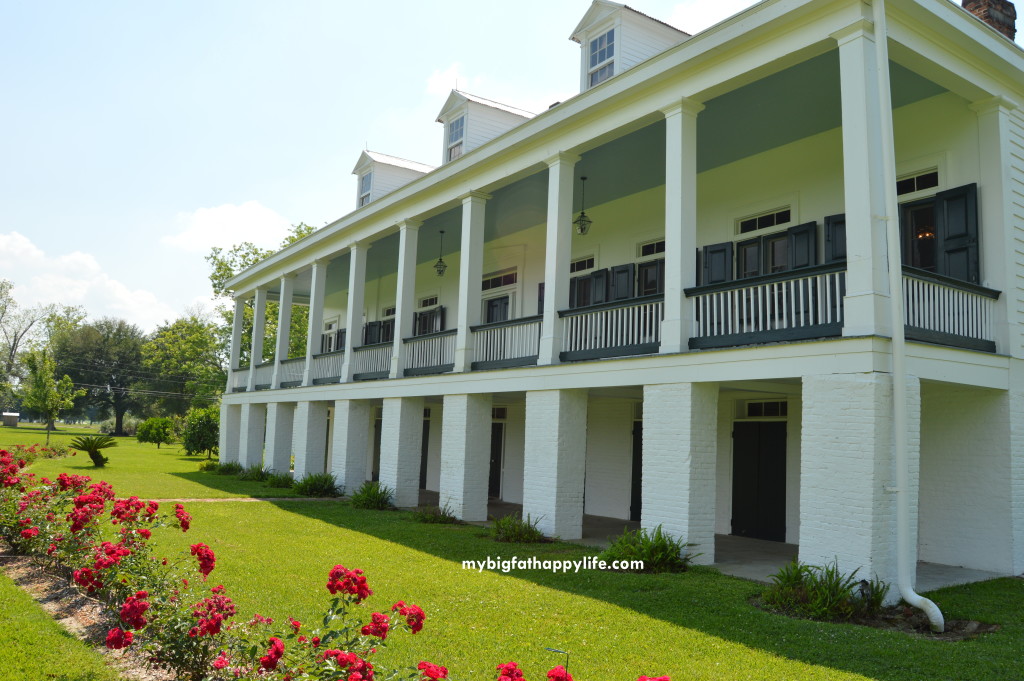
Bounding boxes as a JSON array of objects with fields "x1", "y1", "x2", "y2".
[
  {"x1": 560, "y1": 295, "x2": 663, "y2": 361},
  {"x1": 277, "y1": 357, "x2": 305, "y2": 387},
  {"x1": 902, "y1": 267, "x2": 1000, "y2": 352},
  {"x1": 310, "y1": 351, "x2": 344, "y2": 384},
  {"x1": 252, "y1": 362, "x2": 274, "y2": 390},
  {"x1": 471, "y1": 315, "x2": 542, "y2": 370},
  {"x1": 230, "y1": 366, "x2": 249, "y2": 392},
  {"x1": 352, "y1": 342, "x2": 392, "y2": 380},
  {"x1": 404, "y1": 329, "x2": 456, "y2": 376},
  {"x1": 686, "y1": 264, "x2": 846, "y2": 349}
]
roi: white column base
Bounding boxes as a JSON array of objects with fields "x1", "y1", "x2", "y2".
[
  {"x1": 523, "y1": 389, "x2": 587, "y2": 539},
  {"x1": 219, "y1": 403, "x2": 242, "y2": 464},
  {"x1": 292, "y1": 401, "x2": 329, "y2": 481},
  {"x1": 379, "y1": 397, "x2": 425, "y2": 507},
  {"x1": 238, "y1": 404, "x2": 267, "y2": 469},
  {"x1": 440, "y1": 394, "x2": 492, "y2": 521},
  {"x1": 331, "y1": 399, "x2": 372, "y2": 495},
  {"x1": 265, "y1": 402, "x2": 295, "y2": 474}
]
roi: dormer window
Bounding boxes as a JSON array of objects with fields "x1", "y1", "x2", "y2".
[
  {"x1": 358, "y1": 172, "x2": 372, "y2": 207},
  {"x1": 588, "y1": 28, "x2": 615, "y2": 87},
  {"x1": 447, "y1": 115, "x2": 465, "y2": 161}
]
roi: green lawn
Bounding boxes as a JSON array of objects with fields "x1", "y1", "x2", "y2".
[{"x1": 2, "y1": 426, "x2": 1023, "y2": 680}]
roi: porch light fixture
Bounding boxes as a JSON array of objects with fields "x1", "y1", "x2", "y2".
[
  {"x1": 915, "y1": 225, "x2": 936, "y2": 240},
  {"x1": 574, "y1": 176, "x2": 592, "y2": 235},
  {"x1": 544, "y1": 647, "x2": 570, "y2": 673},
  {"x1": 434, "y1": 229, "x2": 448, "y2": 277}
]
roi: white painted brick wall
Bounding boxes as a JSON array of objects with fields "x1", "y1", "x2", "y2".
[
  {"x1": 1011, "y1": 384, "x2": 1024, "y2": 575},
  {"x1": 499, "y1": 403, "x2": 526, "y2": 504},
  {"x1": 292, "y1": 401, "x2": 328, "y2": 481},
  {"x1": 265, "y1": 402, "x2": 295, "y2": 475},
  {"x1": 642, "y1": 382, "x2": 718, "y2": 564},
  {"x1": 584, "y1": 398, "x2": 634, "y2": 519},
  {"x1": 331, "y1": 400, "x2": 372, "y2": 495},
  {"x1": 238, "y1": 403, "x2": 267, "y2": 469},
  {"x1": 440, "y1": 394, "x2": 491, "y2": 521},
  {"x1": 425, "y1": 407, "x2": 443, "y2": 492},
  {"x1": 219, "y1": 403, "x2": 241, "y2": 464},
  {"x1": 379, "y1": 396, "x2": 424, "y2": 507},
  {"x1": 920, "y1": 382, "x2": 1014, "y2": 573},
  {"x1": 523, "y1": 390, "x2": 588, "y2": 539}
]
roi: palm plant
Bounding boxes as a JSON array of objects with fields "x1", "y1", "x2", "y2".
[{"x1": 69, "y1": 434, "x2": 118, "y2": 467}]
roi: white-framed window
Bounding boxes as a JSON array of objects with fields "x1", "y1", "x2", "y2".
[
  {"x1": 321, "y1": 317, "x2": 342, "y2": 353},
  {"x1": 419, "y1": 295, "x2": 439, "y2": 309},
  {"x1": 569, "y1": 255, "x2": 595, "y2": 273},
  {"x1": 736, "y1": 207, "x2": 792, "y2": 236},
  {"x1": 636, "y1": 239, "x2": 665, "y2": 259},
  {"x1": 447, "y1": 115, "x2": 465, "y2": 162},
  {"x1": 358, "y1": 172, "x2": 372, "y2": 207},
  {"x1": 896, "y1": 169, "x2": 939, "y2": 197},
  {"x1": 588, "y1": 28, "x2": 615, "y2": 87}
]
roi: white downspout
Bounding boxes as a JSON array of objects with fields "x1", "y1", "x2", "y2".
[{"x1": 871, "y1": 0, "x2": 944, "y2": 633}]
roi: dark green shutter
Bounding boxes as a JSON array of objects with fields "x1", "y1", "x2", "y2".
[
  {"x1": 363, "y1": 321, "x2": 381, "y2": 345},
  {"x1": 787, "y1": 221, "x2": 818, "y2": 270},
  {"x1": 736, "y1": 237, "x2": 761, "y2": 279},
  {"x1": 590, "y1": 268, "x2": 610, "y2": 305},
  {"x1": 610, "y1": 263, "x2": 635, "y2": 300},
  {"x1": 935, "y1": 183, "x2": 979, "y2": 283},
  {"x1": 824, "y1": 214, "x2": 846, "y2": 263},
  {"x1": 703, "y1": 242, "x2": 733, "y2": 284}
]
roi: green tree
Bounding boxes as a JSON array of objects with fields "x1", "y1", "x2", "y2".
[
  {"x1": 137, "y1": 416, "x2": 175, "y2": 449},
  {"x1": 19, "y1": 348, "x2": 86, "y2": 444},
  {"x1": 0, "y1": 280, "x2": 64, "y2": 410},
  {"x1": 141, "y1": 312, "x2": 227, "y2": 416},
  {"x1": 182, "y1": 404, "x2": 220, "y2": 458}
]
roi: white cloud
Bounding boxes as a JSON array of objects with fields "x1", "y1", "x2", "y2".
[
  {"x1": 162, "y1": 200, "x2": 291, "y2": 254},
  {"x1": 426, "y1": 62, "x2": 487, "y2": 98},
  {"x1": 667, "y1": 0, "x2": 761, "y2": 34},
  {"x1": 0, "y1": 231, "x2": 179, "y2": 332}
]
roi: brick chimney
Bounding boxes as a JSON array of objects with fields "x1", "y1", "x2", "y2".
[{"x1": 962, "y1": 0, "x2": 1017, "y2": 40}]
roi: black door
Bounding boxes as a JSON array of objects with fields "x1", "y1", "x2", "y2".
[
  {"x1": 488, "y1": 422, "x2": 504, "y2": 497},
  {"x1": 371, "y1": 417, "x2": 382, "y2": 481},
  {"x1": 630, "y1": 421, "x2": 642, "y2": 522},
  {"x1": 485, "y1": 296, "x2": 510, "y2": 324},
  {"x1": 731, "y1": 421, "x2": 786, "y2": 542},
  {"x1": 419, "y1": 418, "x2": 430, "y2": 489}
]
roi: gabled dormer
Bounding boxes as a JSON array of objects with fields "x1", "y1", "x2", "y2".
[
  {"x1": 436, "y1": 90, "x2": 535, "y2": 165},
  {"x1": 570, "y1": 0, "x2": 690, "y2": 93},
  {"x1": 351, "y1": 151, "x2": 435, "y2": 209}
]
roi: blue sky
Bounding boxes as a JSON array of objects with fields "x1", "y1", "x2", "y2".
[{"x1": 0, "y1": 1, "x2": 1012, "y2": 331}]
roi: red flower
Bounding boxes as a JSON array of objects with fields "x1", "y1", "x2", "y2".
[
  {"x1": 174, "y1": 503, "x2": 191, "y2": 532},
  {"x1": 322, "y1": 649, "x2": 373, "y2": 677},
  {"x1": 105, "y1": 628, "x2": 134, "y2": 649},
  {"x1": 638, "y1": 677, "x2": 671, "y2": 681},
  {"x1": 260, "y1": 637, "x2": 285, "y2": 670},
  {"x1": 190, "y1": 543, "x2": 216, "y2": 578},
  {"x1": 391, "y1": 601, "x2": 426, "y2": 633},
  {"x1": 547, "y1": 666, "x2": 573, "y2": 681},
  {"x1": 20, "y1": 526, "x2": 39, "y2": 538},
  {"x1": 419, "y1": 661, "x2": 449, "y2": 680},
  {"x1": 360, "y1": 612, "x2": 390, "y2": 639},
  {"x1": 212, "y1": 651, "x2": 230, "y2": 670},
  {"x1": 326, "y1": 564, "x2": 372, "y2": 602},
  {"x1": 72, "y1": 567, "x2": 103, "y2": 593},
  {"x1": 288, "y1": 617, "x2": 302, "y2": 632},
  {"x1": 119, "y1": 591, "x2": 151, "y2": 630},
  {"x1": 497, "y1": 661, "x2": 525, "y2": 681},
  {"x1": 192, "y1": 594, "x2": 236, "y2": 636}
]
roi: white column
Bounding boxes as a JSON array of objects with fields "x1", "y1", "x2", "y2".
[
  {"x1": 537, "y1": 153, "x2": 580, "y2": 365},
  {"x1": 247, "y1": 288, "x2": 268, "y2": 391},
  {"x1": 238, "y1": 403, "x2": 267, "y2": 469},
  {"x1": 390, "y1": 221, "x2": 421, "y2": 379},
  {"x1": 440, "y1": 393, "x2": 492, "y2": 520},
  {"x1": 835, "y1": 20, "x2": 894, "y2": 338},
  {"x1": 271, "y1": 275, "x2": 295, "y2": 388},
  {"x1": 265, "y1": 402, "x2": 295, "y2": 474},
  {"x1": 292, "y1": 400, "x2": 329, "y2": 480},
  {"x1": 227, "y1": 297, "x2": 245, "y2": 390},
  {"x1": 331, "y1": 399, "x2": 372, "y2": 495},
  {"x1": 302, "y1": 260, "x2": 328, "y2": 386},
  {"x1": 379, "y1": 396, "x2": 424, "y2": 507},
  {"x1": 522, "y1": 389, "x2": 587, "y2": 539},
  {"x1": 641, "y1": 382, "x2": 717, "y2": 564},
  {"x1": 971, "y1": 96, "x2": 1020, "y2": 355},
  {"x1": 341, "y1": 243, "x2": 368, "y2": 382},
  {"x1": 453, "y1": 193, "x2": 489, "y2": 372},
  {"x1": 219, "y1": 402, "x2": 242, "y2": 464},
  {"x1": 800, "y1": 373, "x2": 919, "y2": 595},
  {"x1": 661, "y1": 98, "x2": 704, "y2": 354}
]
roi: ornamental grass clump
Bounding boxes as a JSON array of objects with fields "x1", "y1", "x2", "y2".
[
  {"x1": 214, "y1": 461, "x2": 243, "y2": 476},
  {"x1": 265, "y1": 472, "x2": 294, "y2": 489},
  {"x1": 762, "y1": 558, "x2": 890, "y2": 622},
  {"x1": 348, "y1": 480, "x2": 394, "y2": 509},
  {"x1": 412, "y1": 504, "x2": 462, "y2": 524},
  {"x1": 598, "y1": 525, "x2": 697, "y2": 574},
  {"x1": 293, "y1": 472, "x2": 341, "y2": 497},
  {"x1": 491, "y1": 513, "x2": 548, "y2": 543},
  {"x1": 236, "y1": 465, "x2": 270, "y2": 482}
]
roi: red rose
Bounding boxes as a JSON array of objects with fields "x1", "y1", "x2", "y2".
[
  {"x1": 105, "y1": 628, "x2": 134, "y2": 649},
  {"x1": 189, "y1": 543, "x2": 216, "y2": 578},
  {"x1": 547, "y1": 666, "x2": 573, "y2": 681},
  {"x1": 418, "y1": 660, "x2": 449, "y2": 679}
]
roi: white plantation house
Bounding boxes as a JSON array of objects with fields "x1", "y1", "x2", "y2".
[{"x1": 219, "y1": 0, "x2": 1024, "y2": 609}]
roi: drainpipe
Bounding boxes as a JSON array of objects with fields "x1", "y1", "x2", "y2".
[{"x1": 872, "y1": 0, "x2": 944, "y2": 633}]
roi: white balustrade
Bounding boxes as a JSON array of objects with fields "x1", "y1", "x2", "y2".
[
  {"x1": 231, "y1": 367, "x2": 250, "y2": 391},
  {"x1": 472, "y1": 318, "x2": 542, "y2": 364},
  {"x1": 252, "y1": 362, "x2": 274, "y2": 387},
  {"x1": 353, "y1": 344, "x2": 393, "y2": 376},
  {"x1": 405, "y1": 331, "x2": 456, "y2": 370},
  {"x1": 309, "y1": 353, "x2": 343, "y2": 382},
  {"x1": 562, "y1": 298, "x2": 663, "y2": 355},
  {"x1": 903, "y1": 272, "x2": 996, "y2": 342}
]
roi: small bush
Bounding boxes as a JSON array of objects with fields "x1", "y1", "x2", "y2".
[
  {"x1": 491, "y1": 513, "x2": 547, "y2": 543},
  {"x1": 68, "y1": 434, "x2": 117, "y2": 467},
  {"x1": 265, "y1": 472, "x2": 294, "y2": 489},
  {"x1": 98, "y1": 415, "x2": 141, "y2": 436},
  {"x1": 237, "y1": 465, "x2": 270, "y2": 482},
  {"x1": 215, "y1": 461, "x2": 244, "y2": 476},
  {"x1": 349, "y1": 481, "x2": 394, "y2": 509},
  {"x1": 197, "y1": 459, "x2": 220, "y2": 472},
  {"x1": 293, "y1": 472, "x2": 340, "y2": 497},
  {"x1": 598, "y1": 525, "x2": 696, "y2": 573},
  {"x1": 762, "y1": 558, "x2": 890, "y2": 622},
  {"x1": 412, "y1": 504, "x2": 461, "y2": 524},
  {"x1": 136, "y1": 416, "x2": 175, "y2": 448}
]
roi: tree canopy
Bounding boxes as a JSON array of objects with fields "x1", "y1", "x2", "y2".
[
  {"x1": 19, "y1": 347, "x2": 86, "y2": 443},
  {"x1": 140, "y1": 312, "x2": 226, "y2": 415}
]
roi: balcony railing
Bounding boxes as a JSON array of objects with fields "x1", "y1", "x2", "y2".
[
  {"x1": 352, "y1": 342, "x2": 393, "y2": 380},
  {"x1": 310, "y1": 351, "x2": 344, "y2": 384},
  {"x1": 471, "y1": 315, "x2": 542, "y2": 370},
  {"x1": 559, "y1": 295, "x2": 664, "y2": 361},
  {"x1": 231, "y1": 366, "x2": 249, "y2": 392},
  {"x1": 277, "y1": 357, "x2": 305, "y2": 387},
  {"x1": 687, "y1": 264, "x2": 846, "y2": 349},
  {"x1": 404, "y1": 329, "x2": 456, "y2": 376},
  {"x1": 252, "y1": 362, "x2": 274, "y2": 390},
  {"x1": 902, "y1": 267, "x2": 1000, "y2": 352}
]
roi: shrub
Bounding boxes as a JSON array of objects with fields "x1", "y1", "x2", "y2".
[
  {"x1": 412, "y1": 504, "x2": 461, "y2": 524},
  {"x1": 491, "y1": 513, "x2": 547, "y2": 543},
  {"x1": 598, "y1": 525, "x2": 696, "y2": 574},
  {"x1": 348, "y1": 481, "x2": 393, "y2": 509},
  {"x1": 237, "y1": 465, "x2": 270, "y2": 482},
  {"x1": 293, "y1": 472, "x2": 341, "y2": 497},
  {"x1": 5, "y1": 443, "x2": 72, "y2": 464},
  {"x1": 136, "y1": 417, "x2": 175, "y2": 449},
  {"x1": 197, "y1": 459, "x2": 220, "y2": 472},
  {"x1": 265, "y1": 472, "x2": 294, "y2": 489},
  {"x1": 98, "y1": 415, "x2": 141, "y2": 436},
  {"x1": 182, "y1": 405, "x2": 219, "y2": 458},
  {"x1": 762, "y1": 558, "x2": 890, "y2": 621},
  {"x1": 214, "y1": 461, "x2": 243, "y2": 476},
  {"x1": 68, "y1": 434, "x2": 118, "y2": 467}
]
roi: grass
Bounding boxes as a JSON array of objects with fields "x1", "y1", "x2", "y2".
[
  {"x1": 4, "y1": 426, "x2": 1024, "y2": 680},
  {"x1": 0, "y1": 572, "x2": 121, "y2": 681}
]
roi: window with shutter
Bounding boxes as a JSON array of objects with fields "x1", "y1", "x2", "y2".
[
  {"x1": 590, "y1": 268, "x2": 610, "y2": 305},
  {"x1": 703, "y1": 242, "x2": 733, "y2": 284},
  {"x1": 787, "y1": 221, "x2": 818, "y2": 270},
  {"x1": 824, "y1": 214, "x2": 846, "y2": 264},
  {"x1": 636, "y1": 260, "x2": 662, "y2": 296},
  {"x1": 363, "y1": 321, "x2": 382, "y2": 345},
  {"x1": 737, "y1": 238, "x2": 761, "y2": 279},
  {"x1": 935, "y1": 183, "x2": 979, "y2": 283}
]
